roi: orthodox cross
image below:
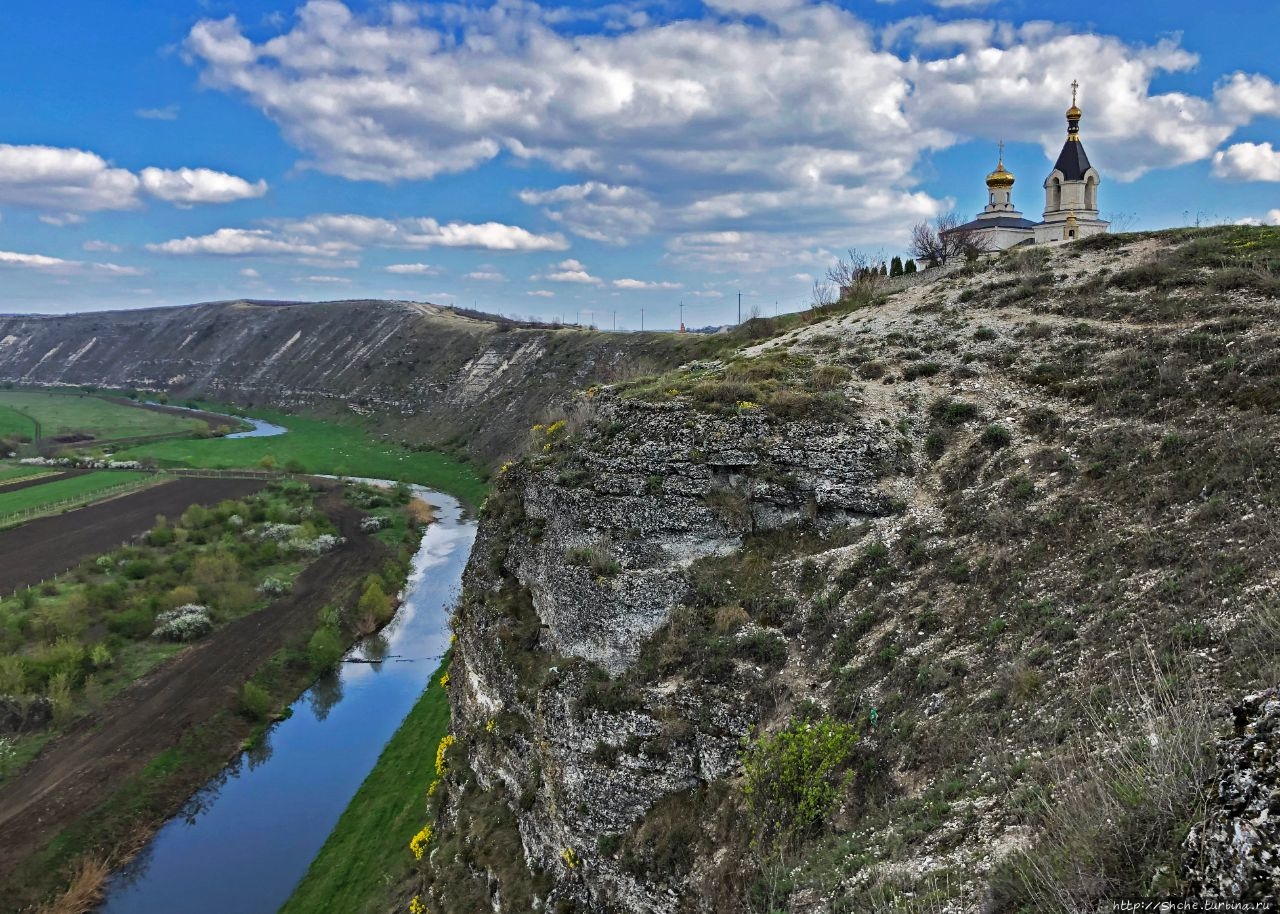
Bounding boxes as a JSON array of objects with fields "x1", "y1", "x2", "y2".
[{"x1": 1071, "y1": 80, "x2": 1079, "y2": 106}]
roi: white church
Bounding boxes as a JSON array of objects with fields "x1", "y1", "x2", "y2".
[{"x1": 946, "y1": 82, "x2": 1109, "y2": 251}]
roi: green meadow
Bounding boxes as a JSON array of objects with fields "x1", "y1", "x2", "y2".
[
  {"x1": 119, "y1": 408, "x2": 487, "y2": 509},
  {"x1": 0, "y1": 471, "x2": 153, "y2": 518},
  {"x1": 0, "y1": 390, "x2": 201, "y2": 443}
]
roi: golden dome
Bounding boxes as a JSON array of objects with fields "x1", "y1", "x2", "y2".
[
  {"x1": 986, "y1": 160, "x2": 1015, "y2": 189},
  {"x1": 1066, "y1": 104, "x2": 1082, "y2": 120}
]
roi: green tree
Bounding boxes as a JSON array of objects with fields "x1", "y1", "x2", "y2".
[
  {"x1": 905, "y1": 259, "x2": 918, "y2": 274},
  {"x1": 890, "y1": 255, "x2": 904, "y2": 277},
  {"x1": 308, "y1": 625, "x2": 345, "y2": 672},
  {"x1": 358, "y1": 576, "x2": 392, "y2": 626}
]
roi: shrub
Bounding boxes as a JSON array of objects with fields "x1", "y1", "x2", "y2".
[
  {"x1": 108, "y1": 606, "x2": 155, "y2": 640},
  {"x1": 239, "y1": 681, "x2": 272, "y2": 720},
  {"x1": 929, "y1": 397, "x2": 979, "y2": 426},
  {"x1": 981, "y1": 424, "x2": 1013, "y2": 448},
  {"x1": 902, "y1": 361, "x2": 942, "y2": 381},
  {"x1": 715, "y1": 605, "x2": 750, "y2": 634},
  {"x1": 151, "y1": 604, "x2": 213, "y2": 642},
  {"x1": 307, "y1": 625, "x2": 345, "y2": 672},
  {"x1": 358, "y1": 576, "x2": 393, "y2": 627},
  {"x1": 564, "y1": 544, "x2": 622, "y2": 577},
  {"x1": 742, "y1": 715, "x2": 859, "y2": 843}
]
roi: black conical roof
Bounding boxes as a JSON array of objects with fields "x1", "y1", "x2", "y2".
[{"x1": 1052, "y1": 138, "x2": 1092, "y2": 181}]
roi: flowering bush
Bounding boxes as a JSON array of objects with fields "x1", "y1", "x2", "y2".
[
  {"x1": 435, "y1": 733, "x2": 455, "y2": 778},
  {"x1": 560, "y1": 847, "x2": 579, "y2": 870},
  {"x1": 439, "y1": 671, "x2": 450, "y2": 689},
  {"x1": 151, "y1": 604, "x2": 213, "y2": 642},
  {"x1": 409, "y1": 824, "x2": 433, "y2": 860},
  {"x1": 290, "y1": 534, "x2": 343, "y2": 555},
  {"x1": 359, "y1": 516, "x2": 387, "y2": 533},
  {"x1": 408, "y1": 897, "x2": 426, "y2": 914},
  {"x1": 258, "y1": 577, "x2": 291, "y2": 597},
  {"x1": 254, "y1": 523, "x2": 302, "y2": 542}
]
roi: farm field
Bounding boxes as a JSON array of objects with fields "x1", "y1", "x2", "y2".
[
  {"x1": 0, "y1": 390, "x2": 203, "y2": 446},
  {"x1": 0, "y1": 470, "x2": 152, "y2": 521},
  {"x1": 121, "y1": 408, "x2": 488, "y2": 508},
  {"x1": 0, "y1": 476, "x2": 265, "y2": 595}
]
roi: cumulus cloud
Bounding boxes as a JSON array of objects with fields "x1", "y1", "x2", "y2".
[
  {"x1": 0, "y1": 143, "x2": 268, "y2": 214},
  {"x1": 282, "y1": 214, "x2": 567, "y2": 252},
  {"x1": 146, "y1": 227, "x2": 355, "y2": 258},
  {"x1": 184, "y1": 0, "x2": 1280, "y2": 255},
  {"x1": 1212, "y1": 143, "x2": 1280, "y2": 182},
  {"x1": 613, "y1": 278, "x2": 683, "y2": 290},
  {"x1": 139, "y1": 167, "x2": 268, "y2": 205},
  {"x1": 465, "y1": 270, "x2": 507, "y2": 281},
  {"x1": 536, "y1": 258, "x2": 602, "y2": 284},
  {"x1": 527, "y1": 289, "x2": 555, "y2": 297},
  {"x1": 83, "y1": 240, "x2": 123, "y2": 253},
  {"x1": 385, "y1": 263, "x2": 440, "y2": 275},
  {"x1": 1235, "y1": 210, "x2": 1280, "y2": 227},
  {"x1": 0, "y1": 249, "x2": 144, "y2": 277},
  {"x1": 299, "y1": 274, "x2": 351, "y2": 284},
  {"x1": 241, "y1": 267, "x2": 261, "y2": 277}
]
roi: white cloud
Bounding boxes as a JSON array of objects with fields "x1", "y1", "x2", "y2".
[
  {"x1": 240, "y1": 267, "x2": 261, "y2": 277},
  {"x1": 1235, "y1": 210, "x2": 1280, "y2": 227},
  {"x1": 146, "y1": 227, "x2": 355, "y2": 258},
  {"x1": 465, "y1": 270, "x2": 507, "y2": 281},
  {"x1": 1212, "y1": 143, "x2": 1280, "y2": 182},
  {"x1": 527, "y1": 289, "x2": 555, "y2": 297},
  {"x1": 136, "y1": 105, "x2": 180, "y2": 120},
  {"x1": 0, "y1": 249, "x2": 144, "y2": 277},
  {"x1": 83, "y1": 240, "x2": 123, "y2": 253},
  {"x1": 183, "y1": 0, "x2": 1280, "y2": 260},
  {"x1": 283, "y1": 214, "x2": 567, "y2": 252},
  {"x1": 0, "y1": 144, "x2": 139, "y2": 212},
  {"x1": 300, "y1": 275, "x2": 352, "y2": 284},
  {"x1": 139, "y1": 167, "x2": 269, "y2": 205},
  {"x1": 385, "y1": 262, "x2": 440, "y2": 275},
  {"x1": 39, "y1": 213, "x2": 87, "y2": 227},
  {"x1": 612, "y1": 278, "x2": 682, "y2": 290},
  {"x1": 0, "y1": 143, "x2": 268, "y2": 214},
  {"x1": 536, "y1": 258, "x2": 602, "y2": 284}
]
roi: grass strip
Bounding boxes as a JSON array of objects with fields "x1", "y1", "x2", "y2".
[
  {"x1": 279, "y1": 657, "x2": 451, "y2": 914},
  {"x1": 0, "y1": 470, "x2": 153, "y2": 520},
  {"x1": 120, "y1": 409, "x2": 487, "y2": 509}
]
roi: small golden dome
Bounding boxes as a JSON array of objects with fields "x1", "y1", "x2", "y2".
[
  {"x1": 986, "y1": 161, "x2": 1015, "y2": 189},
  {"x1": 1066, "y1": 104, "x2": 1082, "y2": 120}
]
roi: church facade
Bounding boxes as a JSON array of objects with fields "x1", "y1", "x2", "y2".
[{"x1": 946, "y1": 83, "x2": 1109, "y2": 252}]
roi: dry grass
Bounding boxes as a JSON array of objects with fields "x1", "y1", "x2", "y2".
[
  {"x1": 406, "y1": 498, "x2": 436, "y2": 526},
  {"x1": 35, "y1": 856, "x2": 110, "y2": 914}
]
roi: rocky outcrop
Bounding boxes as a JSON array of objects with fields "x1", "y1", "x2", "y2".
[
  {"x1": 1185, "y1": 688, "x2": 1280, "y2": 901},
  {"x1": 443, "y1": 393, "x2": 901, "y2": 913}
]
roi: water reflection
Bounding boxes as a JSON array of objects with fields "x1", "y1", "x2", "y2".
[{"x1": 96, "y1": 487, "x2": 474, "y2": 914}]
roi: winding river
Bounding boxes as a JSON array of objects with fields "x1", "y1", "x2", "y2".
[{"x1": 96, "y1": 484, "x2": 476, "y2": 914}]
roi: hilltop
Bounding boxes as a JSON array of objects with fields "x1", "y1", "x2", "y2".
[
  {"x1": 420, "y1": 226, "x2": 1280, "y2": 912},
  {"x1": 0, "y1": 299, "x2": 718, "y2": 466}
]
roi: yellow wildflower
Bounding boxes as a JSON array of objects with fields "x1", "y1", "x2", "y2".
[
  {"x1": 439, "y1": 671, "x2": 450, "y2": 689},
  {"x1": 737, "y1": 400, "x2": 760, "y2": 410},
  {"x1": 485, "y1": 718, "x2": 497, "y2": 733},
  {"x1": 426, "y1": 778, "x2": 440, "y2": 799},
  {"x1": 409, "y1": 824, "x2": 433, "y2": 860},
  {"x1": 435, "y1": 733, "x2": 456, "y2": 777},
  {"x1": 409, "y1": 897, "x2": 426, "y2": 914},
  {"x1": 560, "y1": 846, "x2": 579, "y2": 870}
]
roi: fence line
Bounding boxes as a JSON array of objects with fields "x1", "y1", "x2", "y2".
[{"x1": 0, "y1": 475, "x2": 164, "y2": 530}]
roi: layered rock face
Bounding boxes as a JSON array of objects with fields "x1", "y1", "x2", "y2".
[
  {"x1": 446, "y1": 395, "x2": 901, "y2": 912},
  {"x1": 1185, "y1": 689, "x2": 1280, "y2": 900}
]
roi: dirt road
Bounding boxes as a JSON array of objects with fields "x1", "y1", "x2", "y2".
[
  {"x1": 0, "y1": 485, "x2": 385, "y2": 887},
  {"x1": 0, "y1": 476, "x2": 265, "y2": 595}
]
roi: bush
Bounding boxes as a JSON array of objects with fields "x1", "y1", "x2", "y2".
[
  {"x1": 240, "y1": 681, "x2": 273, "y2": 720},
  {"x1": 307, "y1": 625, "x2": 345, "y2": 672},
  {"x1": 742, "y1": 715, "x2": 859, "y2": 843},
  {"x1": 981, "y1": 424, "x2": 1013, "y2": 448},
  {"x1": 929, "y1": 397, "x2": 979, "y2": 426},
  {"x1": 357, "y1": 577, "x2": 393, "y2": 627},
  {"x1": 151, "y1": 604, "x2": 213, "y2": 642}
]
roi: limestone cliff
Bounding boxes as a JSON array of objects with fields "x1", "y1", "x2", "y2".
[{"x1": 423, "y1": 227, "x2": 1280, "y2": 912}]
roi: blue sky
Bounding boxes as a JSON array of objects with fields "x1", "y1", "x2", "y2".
[{"x1": 0, "y1": 0, "x2": 1277, "y2": 327}]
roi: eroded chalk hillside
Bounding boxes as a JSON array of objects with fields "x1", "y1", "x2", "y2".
[
  {"x1": 0, "y1": 300, "x2": 704, "y2": 463},
  {"x1": 423, "y1": 227, "x2": 1280, "y2": 913}
]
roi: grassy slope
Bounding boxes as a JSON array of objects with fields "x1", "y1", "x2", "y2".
[
  {"x1": 0, "y1": 470, "x2": 151, "y2": 516},
  {"x1": 0, "y1": 406, "x2": 35, "y2": 440},
  {"x1": 118, "y1": 409, "x2": 487, "y2": 509},
  {"x1": 280, "y1": 659, "x2": 451, "y2": 914},
  {"x1": 0, "y1": 391, "x2": 200, "y2": 441}
]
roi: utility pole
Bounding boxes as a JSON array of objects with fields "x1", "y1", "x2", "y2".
[
  {"x1": 612, "y1": 310, "x2": 616, "y2": 331},
  {"x1": 641, "y1": 308, "x2": 644, "y2": 332},
  {"x1": 679, "y1": 299, "x2": 685, "y2": 332},
  {"x1": 738, "y1": 290, "x2": 742, "y2": 324}
]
